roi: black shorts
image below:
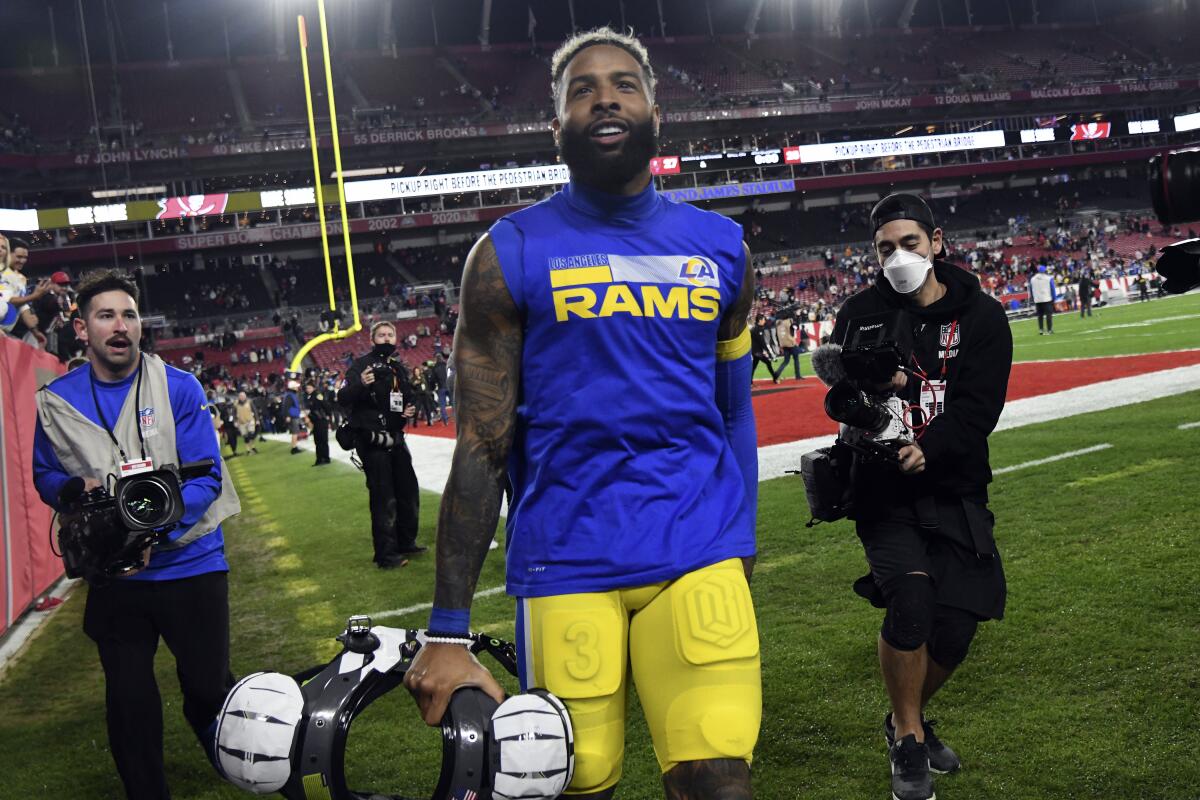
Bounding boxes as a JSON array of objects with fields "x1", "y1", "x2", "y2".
[{"x1": 854, "y1": 496, "x2": 1006, "y2": 620}]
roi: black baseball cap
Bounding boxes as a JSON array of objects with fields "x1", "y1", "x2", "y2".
[{"x1": 870, "y1": 192, "x2": 937, "y2": 234}]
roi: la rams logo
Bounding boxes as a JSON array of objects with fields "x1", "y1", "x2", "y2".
[
  {"x1": 939, "y1": 323, "x2": 960, "y2": 348},
  {"x1": 679, "y1": 256, "x2": 717, "y2": 287}
]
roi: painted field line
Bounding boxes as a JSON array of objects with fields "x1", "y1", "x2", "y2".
[
  {"x1": 993, "y1": 443, "x2": 1113, "y2": 475},
  {"x1": 1179, "y1": 421, "x2": 1200, "y2": 430},
  {"x1": 367, "y1": 584, "x2": 509, "y2": 621},
  {"x1": 1014, "y1": 346, "x2": 1200, "y2": 364}
]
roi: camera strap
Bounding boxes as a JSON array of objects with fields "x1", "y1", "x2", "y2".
[{"x1": 89, "y1": 353, "x2": 147, "y2": 464}]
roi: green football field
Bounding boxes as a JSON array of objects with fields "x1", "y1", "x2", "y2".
[{"x1": 2, "y1": 294, "x2": 1198, "y2": 799}]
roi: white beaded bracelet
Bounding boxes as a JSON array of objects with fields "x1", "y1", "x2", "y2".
[{"x1": 423, "y1": 634, "x2": 474, "y2": 647}]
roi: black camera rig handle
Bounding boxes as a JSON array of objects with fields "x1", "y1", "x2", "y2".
[{"x1": 178, "y1": 459, "x2": 216, "y2": 480}]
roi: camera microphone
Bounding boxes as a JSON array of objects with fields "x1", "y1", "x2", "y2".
[
  {"x1": 811, "y1": 343, "x2": 848, "y2": 387},
  {"x1": 59, "y1": 476, "x2": 86, "y2": 507}
]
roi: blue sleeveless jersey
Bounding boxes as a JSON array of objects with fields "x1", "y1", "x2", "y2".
[{"x1": 489, "y1": 180, "x2": 755, "y2": 597}]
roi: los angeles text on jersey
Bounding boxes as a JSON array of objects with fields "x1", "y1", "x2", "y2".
[{"x1": 548, "y1": 252, "x2": 723, "y2": 321}]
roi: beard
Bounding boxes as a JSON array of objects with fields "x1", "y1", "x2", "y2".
[{"x1": 558, "y1": 116, "x2": 658, "y2": 193}]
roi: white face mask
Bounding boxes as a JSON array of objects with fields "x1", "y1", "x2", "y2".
[{"x1": 881, "y1": 249, "x2": 932, "y2": 295}]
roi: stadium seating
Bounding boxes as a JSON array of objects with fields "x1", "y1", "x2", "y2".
[
  {"x1": 5, "y1": 67, "x2": 96, "y2": 143},
  {"x1": 305, "y1": 317, "x2": 448, "y2": 375},
  {"x1": 235, "y1": 58, "x2": 323, "y2": 125},
  {"x1": 157, "y1": 331, "x2": 289, "y2": 382},
  {"x1": 119, "y1": 62, "x2": 237, "y2": 134},
  {"x1": 5, "y1": 24, "x2": 1193, "y2": 144},
  {"x1": 346, "y1": 53, "x2": 480, "y2": 115},
  {"x1": 390, "y1": 241, "x2": 472, "y2": 284},
  {"x1": 140, "y1": 265, "x2": 273, "y2": 320},
  {"x1": 270, "y1": 252, "x2": 409, "y2": 307}
]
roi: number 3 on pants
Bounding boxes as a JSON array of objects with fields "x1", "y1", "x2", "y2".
[{"x1": 564, "y1": 620, "x2": 601, "y2": 681}]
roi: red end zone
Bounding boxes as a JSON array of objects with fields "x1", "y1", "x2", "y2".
[{"x1": 409, "y1": 350, "x2": 1200, "y2": 447}]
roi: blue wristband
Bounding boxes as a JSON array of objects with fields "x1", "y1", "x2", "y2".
[{"x1": 428, "y1": 606, "x2": 470, "y2": 635}]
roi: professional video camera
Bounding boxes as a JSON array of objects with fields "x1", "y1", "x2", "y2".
[
  {"x1": 813, "y1": 309, "x2": 917, "y2": 463},
  {"x1": 1149, "y1": 147, "x2": 1200, "y2": 293},
  {"x1": 56, "y1": 460, "x2": 215, "y2": 584},
  {"x1": 799, "y1": 310, "x2": 920, "y2": 525},
  {"x1": 766, "y1": 298, "x2": 806, "y2": 322}
]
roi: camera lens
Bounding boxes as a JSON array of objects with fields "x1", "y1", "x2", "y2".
[
  {"x1": 1149, "y1": 146, "x2": 1200, "y2": 225},
  {"x1": 824, "y1": 382, "x2": 892, "y2": 435},
  {"x1": 121, "y1": 477, "x2": 173, "y2": 528}
]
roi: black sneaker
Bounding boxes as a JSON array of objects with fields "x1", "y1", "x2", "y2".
[
  {"x1": 396, "y1": 544, "x2": 428, "y2": 557},
  {"x1": 376, "y1": 555, "x2": 409, "y2": 569},
  {"x1": 885, "y1": 714, "x2": 960, "y2": 774},
  {"x1": 890, "y1": 734, "x2": 935, "y2": 800}
]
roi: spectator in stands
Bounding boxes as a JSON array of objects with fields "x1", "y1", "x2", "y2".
[
  {"x1": 0, "y1": 235, "x2": 49, "y2": 348},
  {"x1": 0, "y1": 296, "x2": 17, "y2": 336},
  {"x1": 29, "y1": 271, "x2": 81, "y2": 362}
]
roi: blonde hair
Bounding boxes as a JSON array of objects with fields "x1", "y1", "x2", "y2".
[
  {"x1": 550, "y1": 26, "x2": 656, "y2": 109},
  {"x1": 370, "y1": 320, "x2": 396, "y2": 338}
]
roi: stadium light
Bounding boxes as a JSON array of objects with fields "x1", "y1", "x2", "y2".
[
  {"x1": 0, "y1": 208, "x2": 40, "y2": 231},
  {"x1": 1174, "y1": 111, "x2": 1200, "y2": 133},
  {"x1": 91, "y1": 185, "x2": 167, "y2": 199}
]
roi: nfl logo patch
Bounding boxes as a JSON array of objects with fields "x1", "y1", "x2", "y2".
[
  {"x1": 139, "y1": 407, "x2": 156, "y2": 428},
  {"x1": 939, "y1": 324, "x2": 960, "y2": 347},
  {"x1": 453, "y1": 790, "x2": 477, "y2": 800}
]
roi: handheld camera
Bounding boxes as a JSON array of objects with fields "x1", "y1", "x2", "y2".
[{"x1": 57, "y1": 460, "x2": 215, "y2": 584}]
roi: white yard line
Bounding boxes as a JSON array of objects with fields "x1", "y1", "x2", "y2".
[
  {"x1": 1178, "y1": 421, "x2": 1200, "y2": 430},
  {"x1": 1010, "y1": 346, "x2": 1200, "y2": 364},
  {"x1": 366, "y1": 584, "x2": 509, "y2": 622},
  {"x1": 993, "y1": 443, "x2": 1113, "y2": 475}
]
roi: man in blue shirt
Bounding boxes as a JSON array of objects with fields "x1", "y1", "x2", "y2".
[
  {"x1": 33, "y1": 269, "x2": 239, "y2": 799},
  {"x1": 404, "y1": 28, "x2": 760, "y2": 800}
]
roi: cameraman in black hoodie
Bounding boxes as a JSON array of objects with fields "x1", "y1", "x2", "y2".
[
  {"x1": 338, "y1": 321, "x2": 426, "y2": 568},
  {"x1": 830, "y1": 193, "x2": 1012, "y2": 800}
]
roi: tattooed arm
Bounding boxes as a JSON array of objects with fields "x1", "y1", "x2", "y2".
[{"x1": 404, "y1": 232, "x2": 519, "y2": 725}]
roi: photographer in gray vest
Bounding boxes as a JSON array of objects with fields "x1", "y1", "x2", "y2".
[{"x1": 32, "y1": 269, "x2": 240, "y2": 800}]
